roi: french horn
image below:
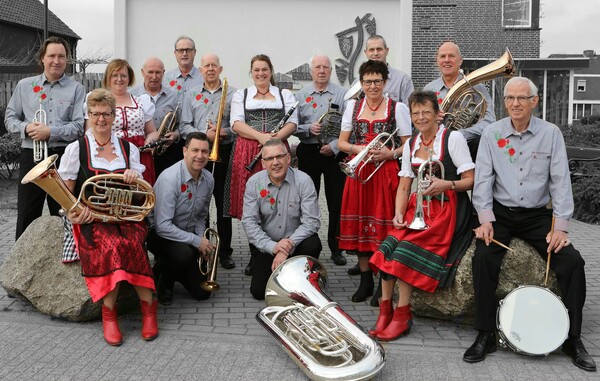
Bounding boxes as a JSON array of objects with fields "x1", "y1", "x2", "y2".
[{"x1": 257, "y1": 256, "x2": 385, "y2": 381}]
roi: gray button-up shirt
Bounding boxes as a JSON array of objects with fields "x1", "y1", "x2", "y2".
[
  {"x1": 149, "y1": 161, "x2": 214, "y2": 248},
  {"x1": 163, "y1": 66, "x2": 204, "y2": 105},
  {"x1": 242, "y1": 168, "x2": 321, "y2": 255},
  {"x1": 179, "y1": 81, "x2": 236, "y2": 144},
  {"x1": 5, "y1": 73, "x2": 85, "y2": 148},
  {"x1": 294, "y1": 83, "x2": 346, "y2": 154},
  {"x1": 473, "y1": 116, "x2": 574, "y2": 232},
  {"x1": 424, "y1": 75, "x2": 496, "y2": 143},
  {"x1": 130, "y1": 85, "x2": 179, "y2": 132},
  {"x1": 385, "y1": 66, "x2": 414, "y2": 105}
]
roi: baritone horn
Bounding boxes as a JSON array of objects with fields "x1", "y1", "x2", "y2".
[
  {"x1": 208, "y1": 78, "x2": 228, "y2": 163},
  {"x1": 257, "y1": 256, "x2": 385, "y2": 381},
  {"x1": 339, "y1": 126, "x2": 400, "y2": 183},
  {"x1": 199, "y1": 227, "x2": 220, "y2": 292},
  {"x1": 154, "y1": 102, "x2": 181, "y2": 155},
  {"x1": 21, "y1": 154, "x2": 155, "y2": 223},
  {"x1": 32, "y1": 104, "x2": 48, "y2": 162},
  {"x1": 408, "y1": 153, "x2": 446, "y2": 230}
]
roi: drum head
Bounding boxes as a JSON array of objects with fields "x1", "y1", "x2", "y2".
[{"x1": 497, "y1": 286, "x2": 569, "y2": 355}]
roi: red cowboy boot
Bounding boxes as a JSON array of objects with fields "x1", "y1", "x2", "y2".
[
  {"x1": 140, "y1": 300, "x2": 159, "y2": 341},
  {"x1": 101, "y1": 304, "x2": 123, "y2": 346},
  {"x1": 369, "y1": 299, "x2": 393, "y2": 336},
  {"x1": 376, "y1": 304, "x2": 413, "y2": 341}
]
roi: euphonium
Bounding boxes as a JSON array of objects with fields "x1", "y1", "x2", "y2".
[
  {"x1": 208, "y1": 78, "x2": 228, "y2": 163},
  {"x1": 32, "y1": 104, "x2": 48, "y2": 163},
  {"x1": 154, "y1": 102, "x2": 180, "y2": 155},
  {"x1": 441, "y1": 49, "x2": 515, "y2": 130},
  {"x1": 339, "y1": 126, "x2": 400, "y2": 184},
  {"x1": 257, "y1": 256, "x2": 385, "y2": 381},
  {"x1": 408, "y1": 153, "x2": 446, "y2": 230},
  {"x1": 199, "y1": 227, "x2": 220, "y2": 292},
  {"x1": 21, "y1": 154, "x2": 155, "y2": 223}
]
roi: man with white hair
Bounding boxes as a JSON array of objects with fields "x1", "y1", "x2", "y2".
[{"x1": 464, "y1": 77, "x2": 595, "y2": 372}]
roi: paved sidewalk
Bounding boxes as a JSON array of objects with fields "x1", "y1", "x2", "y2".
[{"x1": 0, "y1": 192, "x2": 598, "y2": 381}]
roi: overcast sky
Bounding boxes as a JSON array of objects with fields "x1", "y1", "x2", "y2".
[{"x1": 46, "y1": 0, "x2": 597, "y2": 72}]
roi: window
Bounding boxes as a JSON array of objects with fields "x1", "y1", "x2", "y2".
[
  {"x1": 503, "y1": 0, "x2": 532, "y2": 28},
  {"x1": 577, "y1": 80, "x2": 587, "y2": 92}
]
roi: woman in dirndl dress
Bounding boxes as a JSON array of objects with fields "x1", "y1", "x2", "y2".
[
  {"x1": 368, "y1": 90, "x2": 475, "y2": 341},
  {"x1": 59, "y1": 88, "x2": 158, "y2": 346},
  {"x1": 225, "y1": 54, "x2": 298, "y2": 273},
  {"x1": 337, "y1": 60, "x2": 412, "y2": 304}
]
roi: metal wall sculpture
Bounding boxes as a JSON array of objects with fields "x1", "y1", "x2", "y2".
[{"x1": 335, "y1": 13, "x2": 377, "y2": 86}]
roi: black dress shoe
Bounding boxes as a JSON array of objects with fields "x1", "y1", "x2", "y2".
[
  {"x1": 331, "y1": 252, "x2": 347, "y2": 266},
  {"x1": 463, "y1": 331, "x2": 497, "y2": 363},
  {"x1": 220, "y1": 255, "x2": 236, "y2": 270},
  {"x1": 244, "y1": 262, "x2": 252, "y2": 276},
  {"x1": 157, "y1": 279, "x2": 173, "y2": 306},
  {"x1": 347, "y1": 263, "x2": 360, "y2": 276},
  {"x1": 563, "y1": 336, "x2": 597, "y2": 372}
]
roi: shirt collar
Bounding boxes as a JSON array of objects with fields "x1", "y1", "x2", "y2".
[
  {"x1": 310, "y1": 83, "x2": 332, "y2": 95},
  {"x1": 267, "y1": 167, "x2": 295, "y2": 187},
  {"x1": 500, "y1": 115, "x2": 540, "y2": 138},
  {"x1": 41, "y1": 73, "x2": 67, "y2": 85},
  {"x1": 180, "y1": 160, "x2": 203, "y2": 184}
]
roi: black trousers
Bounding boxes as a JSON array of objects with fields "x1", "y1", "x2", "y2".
[
  {"x1": 16, "y1": 148, "x2": 64, "y2": 240},
  {"x1": 296, "y1": 143, "x2": 345, "y2": 254},
  {"x1": 147, "y1": 229, "x2": 210, "y2": 300},
  {"x1": 250, "y1": 233, "x2": 322, "y2": 300},
  {"x1": 472, "y1": 202, "x2": 586, "y2": 336},
  {"x1": 154, "y1": 140, "x2": 184, "y2": 178},
  {"x1": 206, "y1": 143, "x2": 233, "y2": 259}
]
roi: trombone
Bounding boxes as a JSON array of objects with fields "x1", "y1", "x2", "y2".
[
  {"x1": 199, "y1": 227, "x2": 220, "y2": 292},
  {"x1": 33, "y1": 104, "x2": 48, "y2": 163}
]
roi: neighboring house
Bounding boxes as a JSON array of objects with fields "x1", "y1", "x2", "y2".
[{"x1": 0, "y1": 0, "x2": 80, "y2": 74}]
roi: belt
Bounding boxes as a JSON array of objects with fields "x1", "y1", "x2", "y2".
[{"x1": 496, "y1": 202, "x2": 547, "y2": 213}]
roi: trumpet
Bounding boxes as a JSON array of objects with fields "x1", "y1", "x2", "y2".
[
  {"x1": 245, "y1": 100, "x2": 299, "y2": 172},
  {"x1": 408, "y1": 153, "x2": 446, "y2": 230},
  {"x1": 154, "y1": 102, "x2": 180, "y2": 155},
  {"x1": 199, "y1": 227, "x2": 220, "y2": 292},
  {"x1": 339, "y1": 126, "x2": 400, "y2": 183},
  {"x1": 208, "y1": 78, "x2": 228, "y2": 163},
  {"x1": 33, "y1": 104, "x2": 48, "y2": 163}
]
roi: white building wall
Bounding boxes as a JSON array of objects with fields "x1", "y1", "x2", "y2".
[{"x1": 115, "y1": 0, "x2": 412, "y2": 90}]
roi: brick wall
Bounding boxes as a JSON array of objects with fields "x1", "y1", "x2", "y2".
[{"x1": 412, "y1": 0, "x2": 540, "y2": 88}]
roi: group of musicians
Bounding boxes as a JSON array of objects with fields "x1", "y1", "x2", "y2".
[{"x1": 4, "y1": 34, "x2": 595, "y2": 372}]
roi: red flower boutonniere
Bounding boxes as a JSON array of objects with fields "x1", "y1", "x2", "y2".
[
  {"x1": 305, "y1": 96, "x2": 318, "y2": 113},
  {"x1": 193, "y1": 92, "x2": 210, "y2": 108},
  {"x1": 435, "y1": 91, "x2": 443, "y2": 105},
  {"x1": 181, "y1": 183, "x2": 193, "y2": 203},
  {"x1": 259, "y1": 185, "x2": 276, "y2": 210},
  {"x1": 32, "y1": 81, "x2": 47, "y2": 103},
  {"x1": 168, "y1": 79, "x2": 183, "y2": 94},
  {"x1": 495, "y1": 132, "x2": 516, "y2": 163}
]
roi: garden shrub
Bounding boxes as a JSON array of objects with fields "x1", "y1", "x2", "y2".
[{"x1": 0, "y1": 132, "x2": 21, "y2": 179}]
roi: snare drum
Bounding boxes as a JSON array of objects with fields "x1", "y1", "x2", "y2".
[{"x1": 496, "y1": 285, "x2": 569, "y2": 356}]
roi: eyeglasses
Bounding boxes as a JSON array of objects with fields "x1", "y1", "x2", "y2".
[
  {"x1": 262, "y1": 153, "x2": 288, "y2": 162},
  {"x1": 411, "y1": 110, "x2": 435, "y2": 118},
  {"x1": 504, "y1": 95, "x2": 535, "y2": 103},
  {"x1": 361, "y1": 79, "x2": 384, "y2": 86},
  {"x1": 175, "y1": 48, "x2": 195, "y2": 54},
  {"x1": 89, "y1": 112, "x2": 114, "y2": 119},
  {"x1": 110, "y1": 73, "x2": 128, "y2": 80}
]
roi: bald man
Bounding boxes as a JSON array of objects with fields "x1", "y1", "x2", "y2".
[
  {"x1": 423, "y1": 41, "x2": 496, "y2": 158},
  {"x1": 131, "y1": 57, "x2": 181, "y2": 176},
  {"x1": 179, "y1": 53, "x2": 238, "y2": 270}
]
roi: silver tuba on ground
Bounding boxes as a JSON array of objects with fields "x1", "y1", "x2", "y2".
[
  {"x1": 21, "y1": 154, "x2": 155, "y2": 223},
  {"x1": 408, "y1": 153, "x2": 446, "y2": 230},
  {"x1": 256, "y1": 256, "x2": 385, "y2": 381}
]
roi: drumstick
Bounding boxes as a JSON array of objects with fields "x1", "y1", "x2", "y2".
[
  {"x1": 473, "y1": 230, "x2": 515, "y2": 252},
  {"x1": 544, "y1": 217, "x2": 556, "y2": 287}
]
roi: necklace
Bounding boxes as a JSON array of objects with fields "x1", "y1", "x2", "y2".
[
  {"x1": 256, "y1": 88, "x2": 270, "y2": 96},
  {"x1": 421, "y1": 135, "x2": 435, "y2": 152},
  {"x1": 94, "y1": 136, "x2": 111, "y2": 152},
  {"x1": 366, "y1": 98, "x2": 385, "y2": 116}
]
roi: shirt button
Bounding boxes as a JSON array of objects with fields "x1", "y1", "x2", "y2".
[
  {"x1": 520, "y1": 168, "x2": 523, "y2": 171},
  {"x1": 520, "y1": 197, "x2": 523, "y2": 200},
  {"x1": 520, "y1": 182, "x2": 523, "y2": 186},
  {"x1": 519, "y1": 152, "x2": 522, "y2": 155}
]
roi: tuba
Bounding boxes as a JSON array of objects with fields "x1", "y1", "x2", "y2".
[
  {"x1": 441, "y1": 49, "x2": 515, "y2": 130},
  {"x1": 32, "y1": 104, "x2": 48, "y2": 163},
  {"x1": 208, "y1": 78, "x2": 228, "y2": 162},
  {"x1": 408, "y1": 153, "x2": 446, "y2": 230},
  {"x1": 257, "y1": 256, "x2": 385, "y2": 381},
  {"x1": 199, "y1": 227, "x2": 220, "y2": 292},
  {"x1": 21, "y1": 154, "x2": 155, "y2": 223},
  {"x1": 316, "y1": 98, "x2": 343, "y2": 146},
  {"x1": 154, "y1": 102, "x2": 181, "y2": 155}
]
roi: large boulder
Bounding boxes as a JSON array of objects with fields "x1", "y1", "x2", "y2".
[
  {"x1": 411, "y1": 237, "x2": 560, "y2": 324},
  {"x1": 1, "y1": 216, "x2": 138, "y2": 321}
]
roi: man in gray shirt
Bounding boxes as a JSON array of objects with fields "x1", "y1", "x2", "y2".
[
  {"x1": 464, "y1": 77, "x2": 595, "y2": 372},
  {"x1": 5, "y1": 36, "x2": 85, "y2": 240},
  {"x1": 242, "y1": 139, "x2": 322, "y2": 300},
  {"x1": 163, "y1": 36, "x2": 204, "y2": 105}
]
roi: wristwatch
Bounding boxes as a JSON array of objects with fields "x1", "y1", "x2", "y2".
[
  {"x1": 392, "y1": 150, "x2": 399, "y2": 160},
  {"x1": 450, "y1": 180, "x2": 456, "y2": 190}
]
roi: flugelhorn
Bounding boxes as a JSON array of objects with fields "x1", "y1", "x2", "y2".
[
  {"x1": 441, "y1": 49, "x2": 515, "y2": 130},
  {"x1": 339, "y1": 126, "x2": 400, "y2": 183},
  {"x1": 245, "y1": 100, "x2": 299, "y2": 172},
  {"x1": 21, "y1": 154, "x2": 155, "y2": 223},
  {"x1": 154, "y1": 102, "x2": 180, "y2": 155},
  {"x1": 199, "y1": 227, "x2": 220, "y2": 292},
  {"x1": 257, "y1": 256, "x2": 386, "y2": 381},
  {"x1": 408, "y1": 152, "x2": 446, "y2": 230},
  {"x1": 208, "y1": 78, "x2": 228, "y2": 163},
  {"x1": 32, "y1": 104, "x2": 48, "y2": 163}
]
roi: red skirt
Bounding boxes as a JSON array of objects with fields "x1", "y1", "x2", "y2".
[
  {"x1": 338, "y1": 159, "x2": 399, "y2": 253},
  {"x1": 123, "y1": 135, "x2": 156, "y2": 185},
  {"x1": 369, "y1": 191, "x2": 457, "y2": 293},
  {"x1": 73, "y1": 221, "x2": 155, "y2": 302}
]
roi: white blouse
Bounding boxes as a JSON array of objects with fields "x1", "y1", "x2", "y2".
[
  {"x1": 341, "y1": 98, "x2": 412, "y2": 137},
  {"x1": 58, "y1": 130, "x2": 146, "y2": 181},
  {"x1": 83, "y1": 92, "x2": 155, "y2": 123},
  {"x1": 398, "y1": 127, "x2": 475, "y2": 178},
  {"x1": 229, "y1": 85, "x2": 299, "y2": 128}
]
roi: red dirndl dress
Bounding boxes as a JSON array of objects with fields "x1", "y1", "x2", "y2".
[{"x1": 338, "y1": 98, "x2": 400, "y2": 253}]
